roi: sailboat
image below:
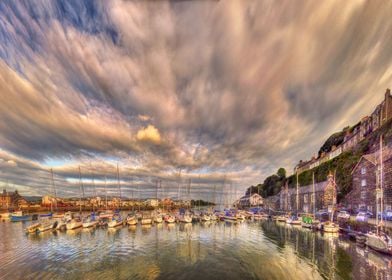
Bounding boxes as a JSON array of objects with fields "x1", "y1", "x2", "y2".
[
  {"x1": 38, "y1": 218, "x2": 58, "y2": 233},
  {"x1": 322, "y1": 172, "x2": 339, "y2": 233},
  {"x1": 302, "y1": 172, "x2": 318, "y2": 228},
  {"x1": 66, "y1": 217, "x2": 83, "y2": 230},
  {"x1": 82, "y1": 213, "x2": 99, "y2": 228},
  {"x1": 366, "y1": 135, "x2": 392, "y2": 255},
  {"x1": 287, "y1": 174, "x2": 301, "y2": 226},
  {"x1": 108, "y1": 164, "x2": 124, "y2": 228}
]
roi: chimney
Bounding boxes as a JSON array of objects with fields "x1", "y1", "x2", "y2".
[{"x1": 386, "y1": 88, "x2": 391, "y2": 98}]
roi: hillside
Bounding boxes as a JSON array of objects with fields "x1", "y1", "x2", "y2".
[{"x1": 246, "y1": 118, "x2": 392, "y2": 202}]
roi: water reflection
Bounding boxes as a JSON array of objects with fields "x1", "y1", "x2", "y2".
[{"x1": 0, "y1": 220, "x2": 391, "y2": 279}]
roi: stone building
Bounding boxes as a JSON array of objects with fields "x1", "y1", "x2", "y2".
[
  {"x1": 238, "y1": 193, "x2": 263, "y2": 207},
  {"x1": 0, "y1": 189, "x2": 27, "y2": 209},
  {"x1": 346, "y1": 146, "x2": 392, "y2": 215},
  {"x1": 278, "y1": 174, "x2": 337, "y2": 213}
]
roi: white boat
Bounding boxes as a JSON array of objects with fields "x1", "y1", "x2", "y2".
[
  {"x1": 322, "y1": 221, "x2": 340, "y2": 233},
  {"x1": 127, "y1": 215, "x2": 138, "y2": 225},
  {"x1": 0, "y1": 212, "x2": 11, "y2": 221},
  {"x1": 286, "y1": 217, "x2": 301, "y2": 226},
  {"x1": 366, "y1": 232, "x2": 392, "y2": 255},
  {"x1": 201, "y1": 214, "x2": 211, "y2": 222},
  {"x1": 25, "y1": 222, "x2": 41, "y2": 234},
  {"x1": 276, "y1": 216, "x2": 287, "y2": 222},
  {"x1": 66, "y1": 218, "x2": 83, "y2": 230},
  {"x1": 179, "y1": 214, "x2": 193, "y2": 223},
  {"x1": 82, "y1": 215, "x2": 99, "y2": 228},
  {"x1": 99, "y1": 210, "x2": 114, "y2": 219},
  {"x1": 141, "y1": 213, "x2": 152, "y2": 225},
  {"x1": 38, "y1": 220, "x2": 57, "y2": 232},
  {"x1": 165, "y1": 215, "x2": 176, "y2": 223},
  {"x1": 154, "y1": 215, "x2": 163, "y2": 223},
  {"x1": 56, "y1": 219, "x2": 67, "y2": 230},
  {"x1": 52, "y1": 213, "x2": 64, "y2": 219},
  {"x1": 108, "y1": 216, "x2": 124, "y2": 228},
  {"x1": 236, "y1": 213, "x2": 246, "y2": 220}
]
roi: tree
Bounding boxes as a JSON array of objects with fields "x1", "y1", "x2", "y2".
[{"x1": 277, "y1": 168, "x2": 286, "y2": 179}]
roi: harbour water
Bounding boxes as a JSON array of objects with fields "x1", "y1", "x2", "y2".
[{"x1": 1, "y1": 219, "x2": 391, "y2": 280}]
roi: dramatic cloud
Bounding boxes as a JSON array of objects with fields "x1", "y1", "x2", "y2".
[{"x1": 0, "y1": 0, "x2": 391, "y2": 198}]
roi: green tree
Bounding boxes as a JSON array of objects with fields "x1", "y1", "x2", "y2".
[{"x1": 277, "y1": 168, "x2": 286, "y2": 179}]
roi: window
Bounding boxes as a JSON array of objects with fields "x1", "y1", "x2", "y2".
[
  {"x1": 311, "y1": 193, "x2": 315, "y2": 203},
  {"x1": 361, "y1": 179, "x2": 366, "y2": 187},
  {"x1": 304, "y1": 194, "x2": 308, "y2": 203},
  {"x1": 360, "y1": 191, "x2": 366, "y2": 200},
  {"x1": 361, "y1": 167, "x2": 366, "y2": 175}
]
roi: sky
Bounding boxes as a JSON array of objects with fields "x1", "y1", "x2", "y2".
[{"x1": 0, "y1": 0, "x2": 391, "y2": 200}]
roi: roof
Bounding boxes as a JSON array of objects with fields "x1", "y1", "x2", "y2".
[
  {"x1": 351, "y1": 146, "x2": 392, "y2": 174},
  {"x1": 240, "y1": 193, "x2": 262, "y2": 200},
  {"x1": 279, "y1": 181, "x2": 328, "y2": 196}
]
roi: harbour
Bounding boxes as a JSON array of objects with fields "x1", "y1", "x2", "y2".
[{"x1": 0, "y1": 215, "x2": 391, "y2": 280}]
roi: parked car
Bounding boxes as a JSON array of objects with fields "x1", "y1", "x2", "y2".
[
  {"x1": 356, "y1": 212, "x2": 369, "y2": 222},
  {"x1": 337, "y1": 211, "x2": 350, "y2": 220},
  {"x1": 377, "y1": 210, "x2": 392, "y2": 221}
]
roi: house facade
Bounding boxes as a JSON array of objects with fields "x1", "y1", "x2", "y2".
[
  {"x1": 346, "y1": 147, "x2": 392, "y2": 215},
  {"x1": 0, "y1": 189, "x2": 27, "y2": 209},
  {"x1": 239, "y1": 193, "x2": 263, "y2": 207}
]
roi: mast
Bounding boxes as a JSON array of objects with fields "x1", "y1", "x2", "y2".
[
  {"x1": 50, "y1": 168, "x2": 57, "y2": 212},
  {"x1": 380, "y1": 135, "x2": 384, "y2": 230},
  {"x1": 116, "y1": 163, "x2": 121, "y2": 210},
  {"x1": 104, "y1": 176, "x2": 108, "y2": 210},
  {"x1": 90, "y1": 164, "x2": 96, "y2": 212},
  {"x1": 296, "y1": 172, "x2": 299, "y2": 216},
  {"x1": 312, "y1": 172, "x2": 315, "y2": 216},
  {"x1": 177, "y1": 170, "x2": 182, "y2": 206},
  {"x1": 78, "y1": 166, "x2": 84, "y2": 214}
]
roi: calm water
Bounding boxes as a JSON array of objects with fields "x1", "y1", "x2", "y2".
[{"x1": 0, "y1": 219, "x2": 391, "y2": 280}]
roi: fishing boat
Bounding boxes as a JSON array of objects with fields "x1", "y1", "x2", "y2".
[
  {"x1": 10, "y1": 211, "x2": 34, "y2": 222},
  {"x1": 108, "y1": 215, "x2": 124, "y2": 228},
  {"x1": 39, "y1": 212, "x2": 53, "y2": 218},
  {"x1": 38, "y1": 220, "x2": 57, "y2": 233},
  {"x1": 66, "y1": 218, "x2": 83, "y2": 230},
  {"x1": 82, "y1": 214, "x2": 99, "y2": 228},
  {"x1": 25, "y1": 222, "x2": 41, "y2": 234}
]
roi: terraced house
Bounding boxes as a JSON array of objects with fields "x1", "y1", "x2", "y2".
[{"x1": 346, "y1": 146, "x2": 392, "y2": 215}]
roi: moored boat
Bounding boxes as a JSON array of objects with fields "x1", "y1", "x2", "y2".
[
  {"x1": 108, "y1": 215, "x2": 124, "y2": 228},
  {"x1": 38, "y1": 220, "x2": 57, "y2": 233},
  {"x1": 66, "y1": 218, "x2": 83, "y2": 230},
  {"x1": 127, "y1": 214, "x2": 138, "y2": 225},
  {"x1": 25, "y1": 222, "x2": 41, "y2": 234},
  {"x1": 322, "y1": 221, "x2": 340, "y2": 233},
  {"x1": 82, "y1": 214, "x2": 99, "y2": 228}
]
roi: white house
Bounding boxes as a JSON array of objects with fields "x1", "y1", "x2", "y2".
[{"x1": 239, "y1": 193, "x2": 263, "y2": 207}]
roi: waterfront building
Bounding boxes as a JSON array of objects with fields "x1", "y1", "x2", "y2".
[
  {"x1": 294, "y1": 89, "x2": 392, "y2": 174},
  {"x1": 145, "y1": 198, "x2": 159, "y2": 207},
  {"x1": 345, "y1": 146, "x2": 392, "y2": 215},
  {"x1": 278, "y1": 178, "x2": 336, "y2": 213},
  {"x1": 238, "y1": 193, "x2": 263, "y2": 207},
  {"x1": 0, "y1": 189, "x2": 28, "y2": 209}
]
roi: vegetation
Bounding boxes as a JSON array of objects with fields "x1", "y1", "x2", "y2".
[
  {"x1": 246, "y1": 119, "x2": 392, "y2": 202},
  {"x1": 191, "y1": 200, "x2": 215, "y2": 206}
]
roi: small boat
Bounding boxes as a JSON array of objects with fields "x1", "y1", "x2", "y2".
[
  {"x1": 52, "y1": 213, "x2": 65, "y2": 219},
  {"x1": 108, "y1": 215, "x2": 124, "y2": 228},
  {"x1": 235, "y1": 213, "x2": 246, "y2": 221},
  {"x1": 38, "y1": 220, "x2": 57, "y2": 232},
  {"x1": 179, "y1": 214, "x2": 193, "y2": 223},
  {"x1": 141, "y1": 213, "x2": 153, "y2": 225},
  {"x1": 301, "y1": 215, "x2": 313, "y2": 228},
  {"x1": 10, "y1": 211, "x2": 33, "y2": 222},
  {"x1": 66, "y1": 218, "x2": 83, "y2": 230},
  {"x1": 210, "y1": 213, "x2": 218, "y2": 221},
  {"x1": 366, "y1": 231, "x2": 392, "y2": 255},
  {"x1": 201, "y1": 213, "x2": 211, "y2": 222},
  {"x1": 224, "y1": 212, "x2": 237, "y2": 222},
  {"x1": 322, "y1": 221, "x2": 340, "y2": 233},
  {"x1": 99, "y1": 210, "x2": 114, "y2": 219},
  {"x1": 286, "y1": 216, "x2": 301, "y2": 226},
  {"x1": 82, "y1": 215, "x2": 99, "y2": 228},
  {"x1": 153, "y1": 215, "x2": 163, "y2": 223},
  {"x1": 39, "y1": 213, "x2": 53, "y2": 218},
  {"x1": 127, "y1": 214, "x2": 138, "y2": 225},
  {"x1": 165, "y1": 215, "x2": 176, "y2": 223},
  {"x1": 0, "y1": 212, "x2": 11, "y2": 221},
  {"x1": 25, "y1": 223, "x2": 41, "y2": 234},
  {"x1": 56, "y1": 219, "x2": 67, "y2": 231},
  {"x1": 276, "y1": 215, "x2": 287, "y2": 222}
]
